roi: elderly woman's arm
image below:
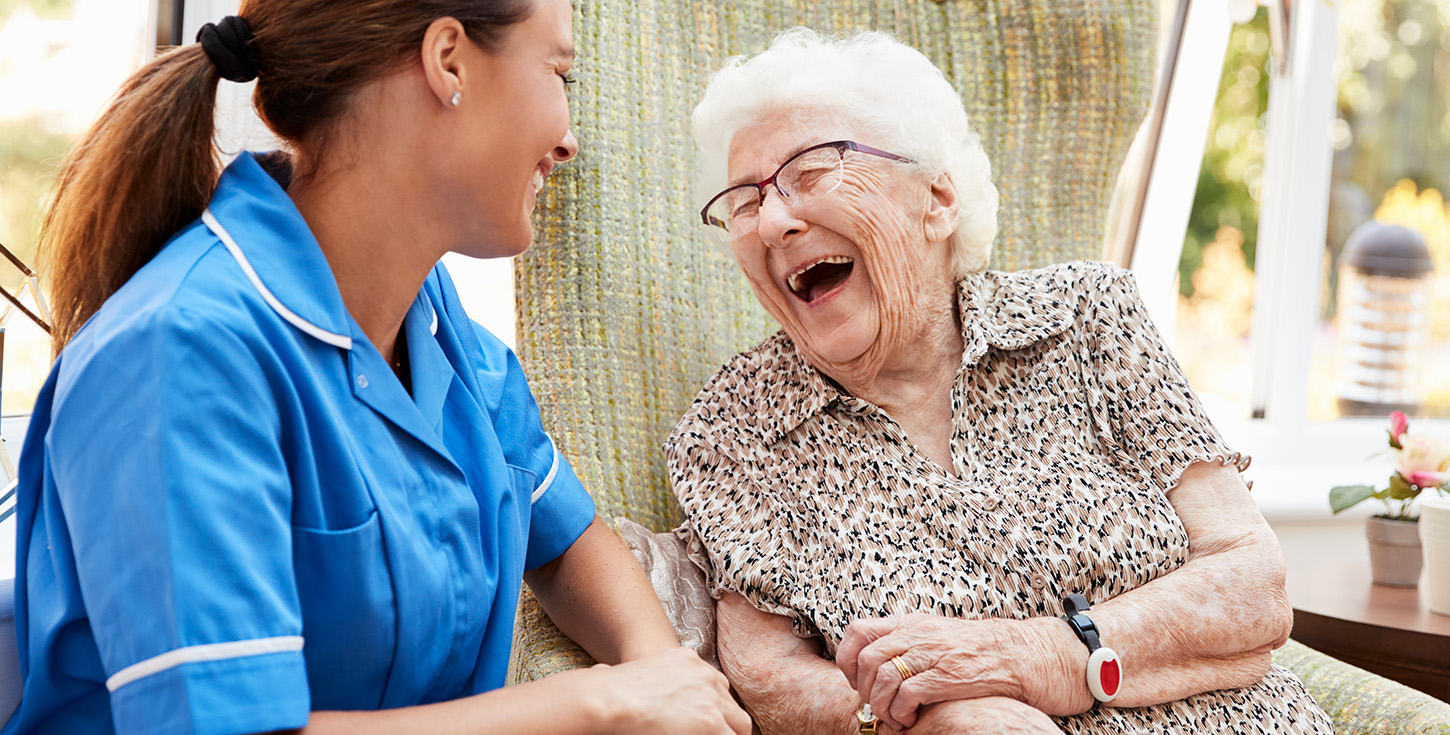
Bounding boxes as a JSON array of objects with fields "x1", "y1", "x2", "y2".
[
  {"x1": 719, "y1": 593, "x2": 1066, "y2": 735},
  {"x1": 715, "y1": 592, "x2": 859, "y2": 735},
  {"x1": 837, "y1": 459, "x2": 1289, "y2": 729}
]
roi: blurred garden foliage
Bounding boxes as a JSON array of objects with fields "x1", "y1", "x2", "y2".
[
  {"x1": 1180, "y1": 0, "x2": 1450, "y2": 418},
  {"x1": 1186, "y1": 0, "x2": 1450, "y2": 301}
]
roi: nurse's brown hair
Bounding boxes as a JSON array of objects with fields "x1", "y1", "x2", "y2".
[{"x1": 39, "y1": 0, "x2": 533, "y2": 353}]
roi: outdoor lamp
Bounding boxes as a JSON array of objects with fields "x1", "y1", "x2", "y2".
[{"x1": 1336, "y1": 221, "x2": 1436, "y2": 417}]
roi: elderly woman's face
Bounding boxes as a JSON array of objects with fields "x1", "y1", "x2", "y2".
[{"x1": 725, "y1": 109, "x2": 957, "y2": 381}]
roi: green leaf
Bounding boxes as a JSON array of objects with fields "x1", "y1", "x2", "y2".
[
  {"x1": 1388, "y1": 473, "x2": 1421, "y2": 501},
  {"x1": 1330, "y1": 484, "x2": 1376, "y2": 514}
]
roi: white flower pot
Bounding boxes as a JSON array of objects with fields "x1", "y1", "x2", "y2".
[
  {"x1": 1366, "y1": 516, "x2": 1423, "y2": 587},
  {"x1": 1420, "y1": 494, "x2": 1450, "y2": 616}
]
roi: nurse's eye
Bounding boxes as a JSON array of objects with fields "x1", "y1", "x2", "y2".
[{"x1": 560, "y1": 73, "x2": 577, "y2": 86}]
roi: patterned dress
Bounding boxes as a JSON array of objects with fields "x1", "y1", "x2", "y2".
[{"x1": 667, "y1": 261, "x2": 1332, "y2": 733}]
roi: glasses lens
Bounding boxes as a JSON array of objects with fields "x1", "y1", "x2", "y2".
[
  {"x1": 706, "y1": 186, "x2": 761, "y2": 232},
  {"x1": 779, "y1": 147, "x2": 844, "y2": 200}
]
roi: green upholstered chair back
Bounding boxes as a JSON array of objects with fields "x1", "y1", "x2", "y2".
[{"x1": 508, "y1": 0, "x2": 1158, "y2": 681}]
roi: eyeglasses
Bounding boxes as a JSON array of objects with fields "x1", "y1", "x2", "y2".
[{"x1": 700, "y1": 140, "x2": 914, "y2": 234}]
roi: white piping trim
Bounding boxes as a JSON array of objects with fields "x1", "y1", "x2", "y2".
[
  {"x1": 106, "y1": 635, "x2": 304, "y2": 692},
  {"x1": 203, "y1": 209, "x2": 353, "y2": 350},
  {"x1": 530, "y1": 440, "x2": 561, "y2": 504}
]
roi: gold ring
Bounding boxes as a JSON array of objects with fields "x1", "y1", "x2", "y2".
[{"x1": 891, "y1": 655, "x2": 915, "y2": 680}]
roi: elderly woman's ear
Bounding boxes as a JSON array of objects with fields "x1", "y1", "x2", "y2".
[{"x1": 923, "y1": 172, "x2": 960, "y2": 244}]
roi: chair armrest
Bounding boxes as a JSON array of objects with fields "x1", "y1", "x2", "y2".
[{"x1": 1273, "y1": 638, "x2": 1450, "y2": 734}]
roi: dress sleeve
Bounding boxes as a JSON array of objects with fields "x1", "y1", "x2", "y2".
[
  {"x1": 668, "y1": 440, "x2": 809, "y2": 636},
  {"x1": 1086, "y1": 269, "x2": 1249, "y2": 495},
  {"x1": 476, "y1": 326, "x2": 595, "y2": 571},
  {"x1": 47, "y1": 308, "x2": 309, "y2": 735}
]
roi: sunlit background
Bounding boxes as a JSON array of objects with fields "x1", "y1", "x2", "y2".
[{"x1": 1177, "y1": 1, "x2": 1450, "y2": 422}]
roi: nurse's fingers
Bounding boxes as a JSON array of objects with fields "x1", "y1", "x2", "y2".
[{"x1": 722, "y1": 695, "x2": 752, "y2": 735}]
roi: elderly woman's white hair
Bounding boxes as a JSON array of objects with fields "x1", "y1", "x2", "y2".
[{"x1": 693, "y1": 28, "x2": 999, "y2": 275}]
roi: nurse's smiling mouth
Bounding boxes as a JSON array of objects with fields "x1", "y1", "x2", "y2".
[{"x1": 785, "y1": 255, "x2": 855, "y2": 305}]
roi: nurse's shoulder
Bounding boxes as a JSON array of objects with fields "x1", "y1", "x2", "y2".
[{"x1": 52, "y1": 215, "x2": 292, "y2": 411}]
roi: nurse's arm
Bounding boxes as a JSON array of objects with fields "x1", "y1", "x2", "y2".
[
  {"x1": 284, "y1": 645, "x2": 748, "y2": 733},
  {"x1": 523, "y1": 514, "x2": 682, "y2": 663}
]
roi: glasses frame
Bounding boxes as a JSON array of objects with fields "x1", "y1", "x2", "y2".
[{"x1": 699, "y1": 140, "x2": 915, "y2": 231}]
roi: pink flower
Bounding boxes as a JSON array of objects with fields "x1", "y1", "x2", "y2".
[
  {"x1": 1408, "y1": 470, "x2": 1447, "y2": 489},
  {"x1": 1389, "y1": 410, "x2": 1409, "y2": 446},
  {"x1": 1397, "y1": 434, "x2": 1450, "y2": 484}
]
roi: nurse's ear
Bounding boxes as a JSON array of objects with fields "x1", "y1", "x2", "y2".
[
  {"x1": 419, "y1": 17, "x2": 471, "y2": 110},
  {"x1": 922, "y1": 172, "x2": 959, "y2": 245}
]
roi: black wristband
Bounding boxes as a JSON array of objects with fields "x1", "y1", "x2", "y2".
[
  {"x1": 1061, "y1": 593, "x2": 1103, "y2": 651},
  {"x1": 1059, "y1": 593, "x2": 1122, "y2": 703}
]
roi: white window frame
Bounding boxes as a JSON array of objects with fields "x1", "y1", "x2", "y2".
[{"x1": 1126, "y1": 0, "x2": 1449, "y2": 520}]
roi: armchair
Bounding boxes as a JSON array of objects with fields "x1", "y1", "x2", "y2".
[{"x1": 509, "y1": 1, "x2": 1450, "y2": 732}]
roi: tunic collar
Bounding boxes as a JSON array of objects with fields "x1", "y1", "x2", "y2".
[
  {"x1": 202, "y1": 152, "x2": 355, "y2": 349},
  {"x1": 695, "y1": 266, "x2": 1080, "y2": 459}
]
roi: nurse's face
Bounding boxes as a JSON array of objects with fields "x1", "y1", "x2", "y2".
[{"x1": 453, "y1": 0, "x2": 578, "y2": 258}]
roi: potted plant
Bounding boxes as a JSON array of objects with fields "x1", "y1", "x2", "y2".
[{"x1": 1330, "y1": 411, "x2": 1450, "y2": 587}]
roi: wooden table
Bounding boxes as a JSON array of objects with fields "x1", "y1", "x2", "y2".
[{"x1": 1271, "y1": 521, "x2": 1450, "y2": 700}]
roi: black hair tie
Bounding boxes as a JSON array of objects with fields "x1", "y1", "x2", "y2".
[{"x1": 197, "y1": 15, "x2": 259, "y2": 83}]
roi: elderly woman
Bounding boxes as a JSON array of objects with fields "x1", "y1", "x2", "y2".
[{"x1": 667, "y1": 29, "x2": 1333, "y2": 735}]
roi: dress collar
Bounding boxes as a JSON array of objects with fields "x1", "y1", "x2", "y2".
[{"x1": 691, "y1": 265, "x2": 1081, "y2": 460}]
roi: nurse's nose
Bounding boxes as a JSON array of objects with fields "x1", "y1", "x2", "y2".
[{"x1": 553, "y1": 130, "x2": 579, "y2": 164}]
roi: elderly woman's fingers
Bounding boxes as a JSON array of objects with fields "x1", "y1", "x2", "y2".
[
  {"x1": 836, "y1": 616, "x2": 902, "y2": 689},
  {"x1": 883, "y1": 667, "x2": 950, "y2": 729},
  {"x1": 869, "y1": 657, "x2": 922, "y2": 731}
]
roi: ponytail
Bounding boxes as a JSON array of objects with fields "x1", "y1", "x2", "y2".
[{"x1": 40, "y1": 45, "x2": 221, "y2": 353}]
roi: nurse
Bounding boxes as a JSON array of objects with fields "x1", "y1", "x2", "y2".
[{"x1": 5, "y1": 1, "x2": 749, "y2": 734}]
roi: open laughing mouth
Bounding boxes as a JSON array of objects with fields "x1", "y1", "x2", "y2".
[{"x1": 786, "y1": 256, "x2": 854, "y2": 304}]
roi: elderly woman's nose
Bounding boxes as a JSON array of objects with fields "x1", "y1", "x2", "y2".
[{"x1": 757, "y1": 188, "x2": 805, "y2": 247}]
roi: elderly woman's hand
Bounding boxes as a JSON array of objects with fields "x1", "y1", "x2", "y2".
[
  {"x1": 898, "y1": 697, "x2": 1064, "y2": 735},
  {"x1": 836, "y1": 613, "x2": 1089, "y2": 731}
]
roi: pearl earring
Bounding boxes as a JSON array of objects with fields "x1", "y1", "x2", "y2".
[{"x1": 449, "y1": 91, "x2": 462, "y2": 107}]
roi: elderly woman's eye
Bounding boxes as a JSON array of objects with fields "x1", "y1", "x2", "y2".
[
  {"x1": 795, "y1": 166, "x2": 834, "y2": 189},
  {"x1": 730, "y1": 198, "x2": 760, "y2": 219}
]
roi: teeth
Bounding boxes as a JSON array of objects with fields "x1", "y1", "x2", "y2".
[
  {"x1": 787, "y1": 256, "x2": 853, "y2": 293},
  {"x1": 531, "y1": 171, "x2": 545, "y2": 193}
]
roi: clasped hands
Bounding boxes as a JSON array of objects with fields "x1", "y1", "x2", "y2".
[{"x1": 836, "y1": 613, "x2": 1092, "y2": 733}]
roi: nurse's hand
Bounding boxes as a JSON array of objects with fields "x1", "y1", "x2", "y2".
[{"x1": 589, "y1": 646, "x2": 751, "y2": 735}]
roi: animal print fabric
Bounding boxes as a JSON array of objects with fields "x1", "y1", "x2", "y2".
[{"x1": 667, "y1": 261, "x2": 1332, "y2": 733}]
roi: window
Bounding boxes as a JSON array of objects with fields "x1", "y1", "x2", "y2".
[
  {"x1": 0, "y1": 0, "x2": 150, "y2": 417},
  {"x1": 1160, "y1": 0, "x2": 1450, "y2": 518}
]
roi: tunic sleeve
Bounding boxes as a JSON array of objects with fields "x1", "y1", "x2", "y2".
[
  {"x1": 668, "y1": 439, "x2": 809, "y2": 635},
  {"x1": 45, "y1": 308, "x2": 309, "y2": 735},
  {"x1": 1086, "y1": 269, "x2": 1249, "y2": 495}
]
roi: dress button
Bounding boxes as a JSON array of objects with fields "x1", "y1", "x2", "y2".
[
  {"x1": 1030, "y1": 573, "x2": 1049, "y2": 590},
  {"x1": 981, "y1": 496, "x2": 1000, "y2": 512},
  {"x1": 356, "y1": 373, "x2": 370, "y2": 389}
]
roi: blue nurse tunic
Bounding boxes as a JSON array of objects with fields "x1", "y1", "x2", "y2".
[{"x1": 3, "y1": 152, "x2": 597, "y2": 735}]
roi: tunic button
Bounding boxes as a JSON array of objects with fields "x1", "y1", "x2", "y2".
[
  {"x1": 1030, "y1": 573, "x2": 1049, "y2": 590},
  {"x1": 981, "y1": 496, "x2": 1000, "y2": 512},
  {"x1": 356, "y1": 373, "x2": 370, "y2": 389}
]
